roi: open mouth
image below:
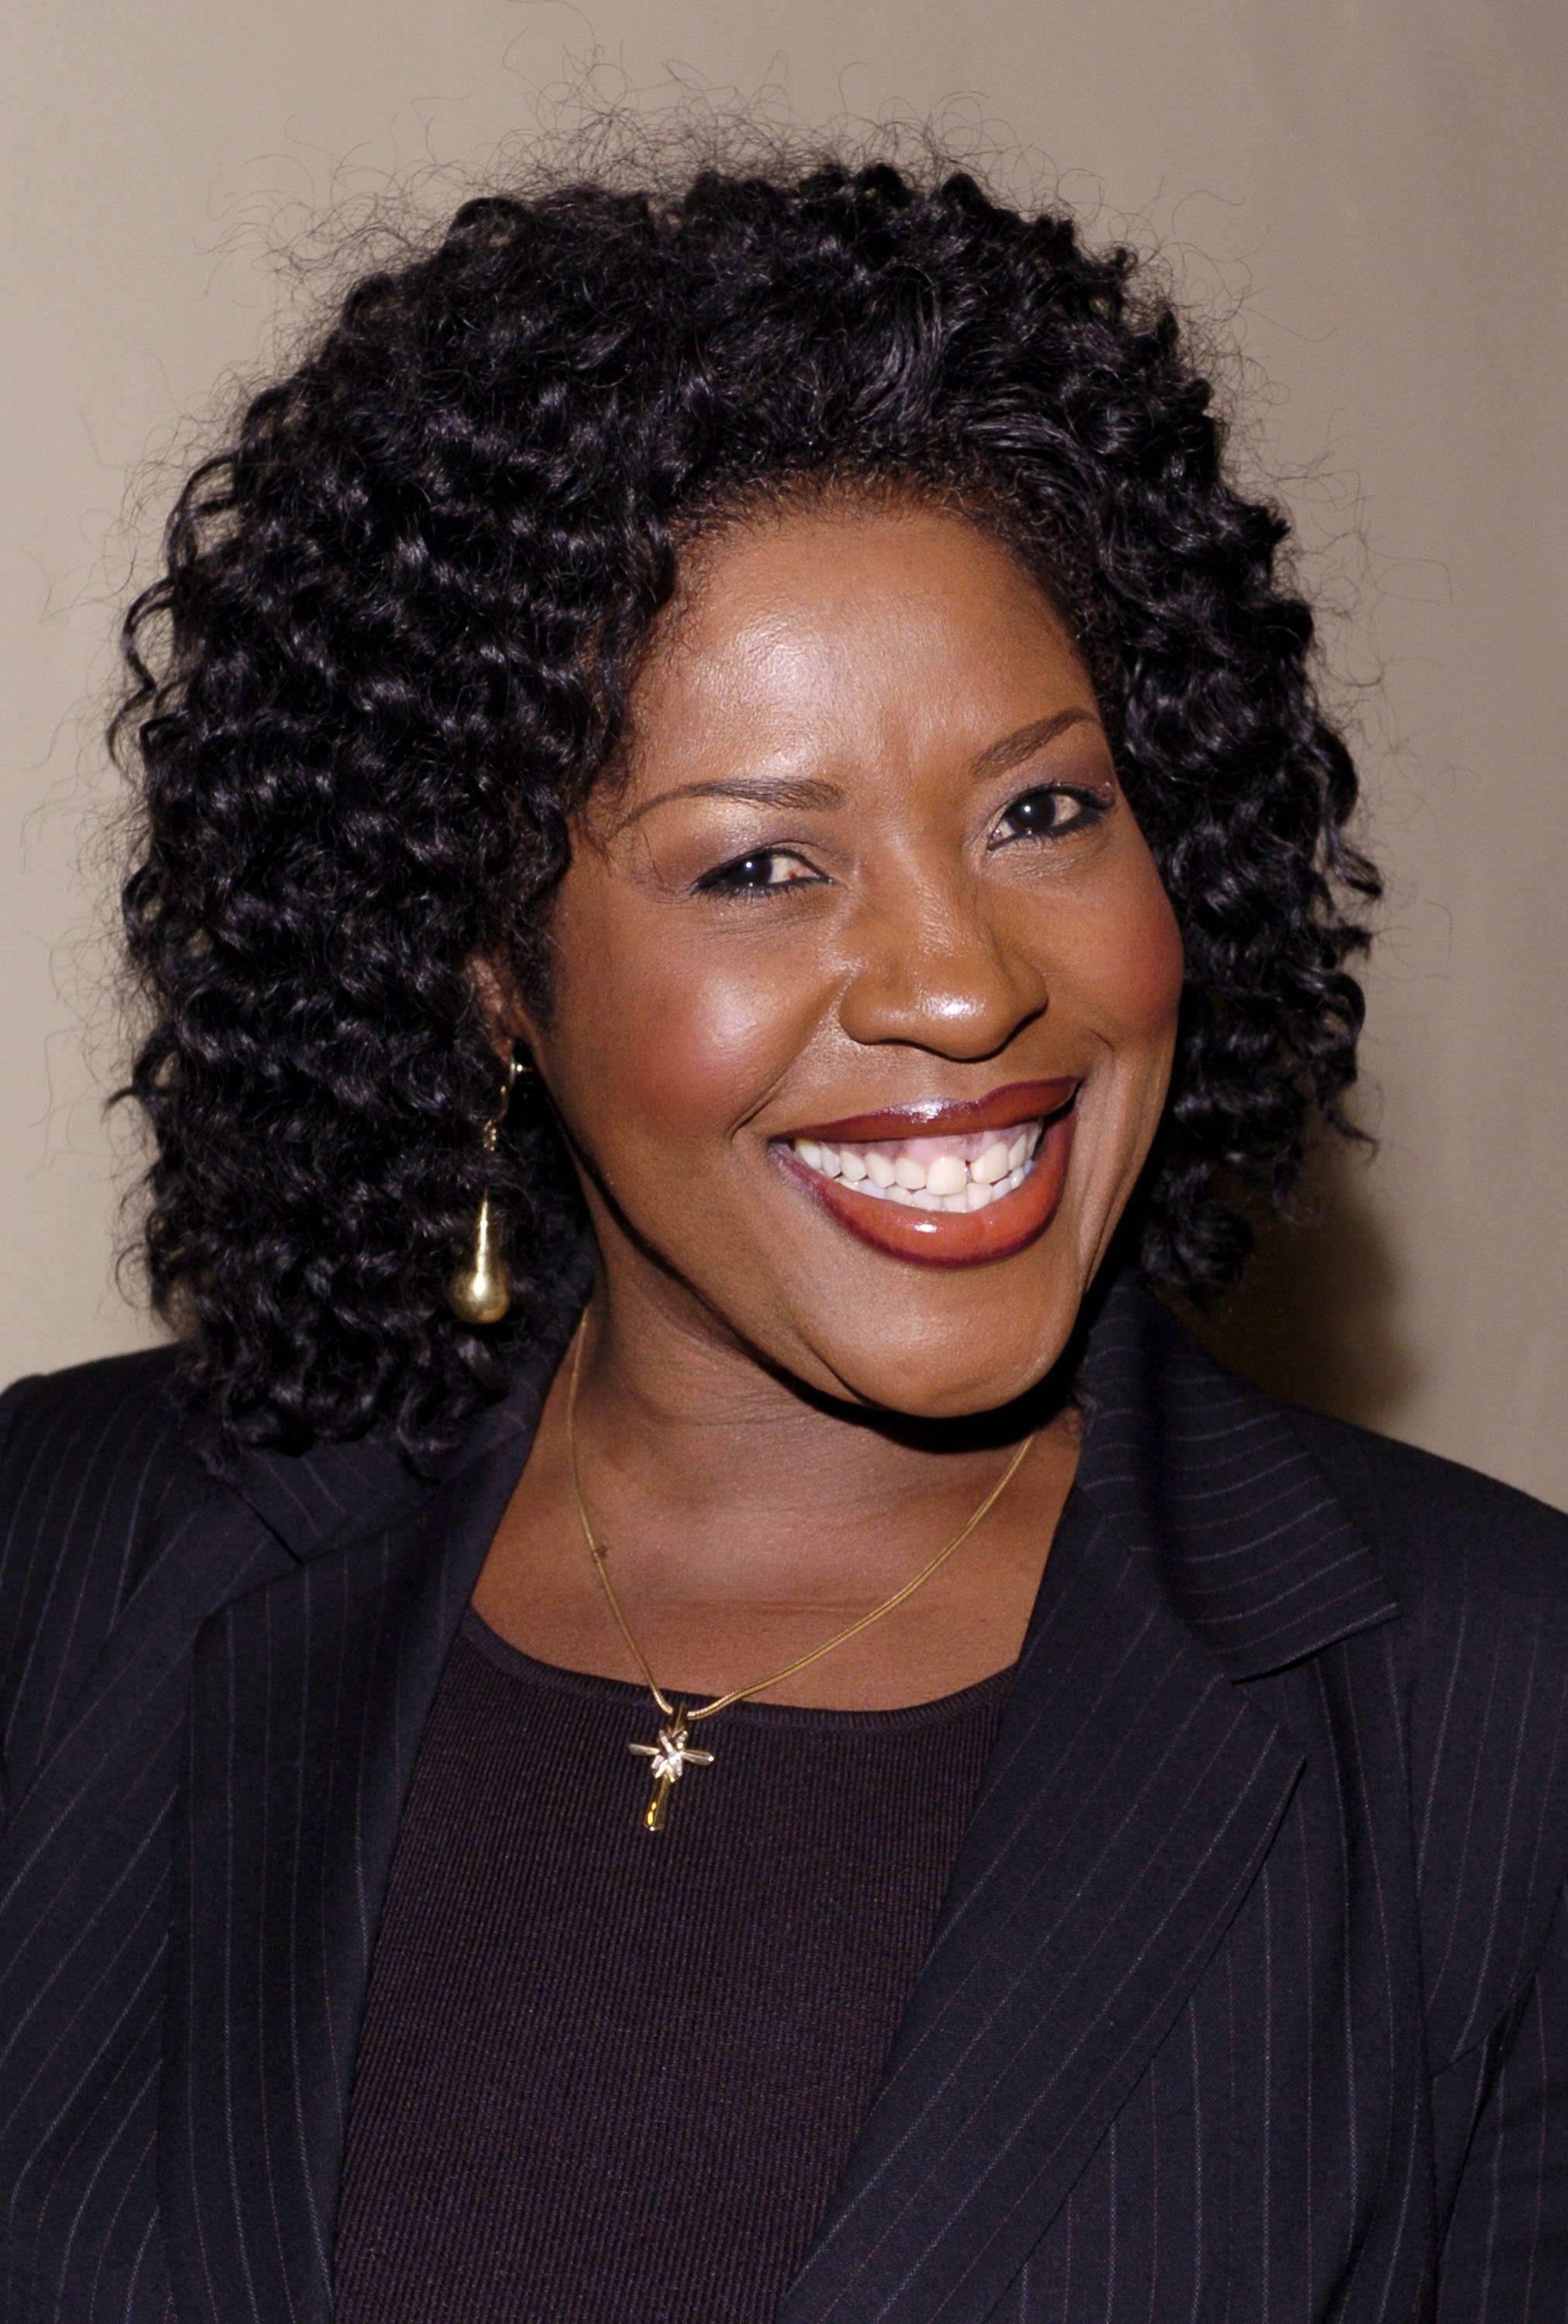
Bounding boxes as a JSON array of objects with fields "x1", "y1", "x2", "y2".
[
  {"x1": 789, "y1": 1119, "x2": 1044, "y2": 1211},
  {"x1": 773, "y1": 1078, "x2": 1079, "y2": 1268}
]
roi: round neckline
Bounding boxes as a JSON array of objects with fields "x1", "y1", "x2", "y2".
[{"x1": 459, "y1": 1606, "x2": 1016, "y2": 1732}]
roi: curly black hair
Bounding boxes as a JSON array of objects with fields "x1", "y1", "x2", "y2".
[{"x1": 114, "y1": 152, "x2": 1377, "y2": 1454}]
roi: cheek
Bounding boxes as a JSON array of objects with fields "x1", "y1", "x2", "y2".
[
  {"x1": 552, "y1": 895, "x2": 820, "y2": 1156},
  {"x1": 1074, "y1": 849, "x2": 1185, "y2": 1053}
]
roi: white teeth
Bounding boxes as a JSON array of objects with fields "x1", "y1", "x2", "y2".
[{"x1": 788, "y1": 1115, "x2": 1055, "y2": 1214}]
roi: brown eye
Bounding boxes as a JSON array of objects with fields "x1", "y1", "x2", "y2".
[
  {"x1": 694, "y1": 848, "x2": 823, "y2": 896},
  {"x1": 991, "y1": 786, "x2": 1106, "y2": 846}
]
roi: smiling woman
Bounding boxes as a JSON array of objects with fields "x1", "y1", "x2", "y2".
[
  {"x1": 3, "y1": 150, "x2": 1567, "y2": 2324},
  {"x1": 510, "y1": 506, "x2": 1182, "y2": 1417}
]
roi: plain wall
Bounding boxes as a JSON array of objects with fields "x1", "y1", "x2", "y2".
[{"x1": 3, "y1": 0, "x2": 1564, "y2": 1501}]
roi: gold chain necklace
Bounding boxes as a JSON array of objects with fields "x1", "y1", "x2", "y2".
[{"x1": 564, "y1": 1322, "x2": 1037, "y2": 1834}]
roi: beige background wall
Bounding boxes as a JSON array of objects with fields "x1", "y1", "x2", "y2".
[{"x1": 3, "y1": 0, "x2": 1564, "y2": 1501}]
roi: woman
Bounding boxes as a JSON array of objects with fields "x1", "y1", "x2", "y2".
[{"x1": 2, "y1": 153, "x2": 1565, "y2": 2324}]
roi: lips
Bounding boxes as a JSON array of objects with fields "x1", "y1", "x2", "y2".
[
  {"x1": 789, "y1": 1078, "x2": 1078, "y2": 1143},
  {"x1": 772, "y1": 1080, "x2": 1078, "y2": 1268}
]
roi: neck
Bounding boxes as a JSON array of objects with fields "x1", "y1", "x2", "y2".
[
  {"x1": 561, "y1": 1246, "x2": 1078, "y2": 1603},
  {"x1": 476, "y1": 1236, "x2": 1086, "y2": 1707}
]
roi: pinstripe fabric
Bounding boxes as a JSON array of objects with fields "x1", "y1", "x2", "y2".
[
  {"x1": 2, "y1": 1261, "x2": 1566, "y2": 2322},
  {"x1": 0, "y1": 1356, "x2": 284, "y2": 2322}
]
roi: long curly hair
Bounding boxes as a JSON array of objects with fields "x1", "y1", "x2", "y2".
[{"x1": 114, "y1": 150, "x2": 1377, "y2": 1454}]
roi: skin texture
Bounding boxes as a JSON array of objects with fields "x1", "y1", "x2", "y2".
[{"x1": 474, "y1": 504, "x2": 1185, "y2": 1707}]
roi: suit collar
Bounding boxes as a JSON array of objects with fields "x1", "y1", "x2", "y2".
[
  {"x1": 1071, "y1": 1271, "x2": 1398, "y2": 1679},
  {"x1": 779, "y1": 1273, "x2": 1399, "y2": 2323},
  {"x1": 169, "y1": 1236, "x2": 594, "y2": 1566}
]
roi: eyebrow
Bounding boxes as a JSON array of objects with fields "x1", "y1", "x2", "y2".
[
  {"x1": 612, "y1": 774, "x2": 844, "y2": 830},
  {"x1": 613, "y1": 709, "x2": 1099, "y2": 830},
  {"x1": 968, "y1": 709, "x2": 1099, "y2": 779}
]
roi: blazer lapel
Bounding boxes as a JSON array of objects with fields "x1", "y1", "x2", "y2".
[
  {"x1": 780, "y1": 1275, "x2": 1399, "y2": 2324},
  {"x1": 160, "y1": 1270, "x2": 587, "y2": 2324}
]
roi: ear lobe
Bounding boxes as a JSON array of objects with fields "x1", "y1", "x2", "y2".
[{"x1": 466, "y1": 952, "x2": 537, "y2": 1061}]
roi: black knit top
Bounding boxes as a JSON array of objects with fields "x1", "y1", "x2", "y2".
[{"x1": 333, "y1": 1608, "x2": 1011, "y2": 2324}]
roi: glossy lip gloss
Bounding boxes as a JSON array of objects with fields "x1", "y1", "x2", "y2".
[{"x1": 772, "y1": 1078, "x2": 1079, "y2": 1269}]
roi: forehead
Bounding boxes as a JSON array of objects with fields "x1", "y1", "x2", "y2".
[{"x1": 621, "y1": 504, "x2": 1095, "y2": 779}]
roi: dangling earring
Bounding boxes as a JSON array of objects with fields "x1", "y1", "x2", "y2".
[{"x1": 448, "y1": 1054, "x2": 524, "y2": 1325}]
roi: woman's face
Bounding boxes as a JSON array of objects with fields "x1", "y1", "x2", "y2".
[{"x1": 517, "y1": 503, "x2": 1184, "y2": 1417}]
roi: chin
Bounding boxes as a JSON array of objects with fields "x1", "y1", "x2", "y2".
[{"x1": 782, "y1": 1270, "x2": 1095, "y2": 1422}]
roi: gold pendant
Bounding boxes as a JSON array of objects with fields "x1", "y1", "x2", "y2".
[{"x1": 628, "y1": 1702, "x2": 714, "y2": 1833}]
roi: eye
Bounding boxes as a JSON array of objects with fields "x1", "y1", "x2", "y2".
[
  {"x1": 693, "y1": 847, "x2": 824, "y2": 898},
  {"x1": 989, "y1": 785, "x2": 1109, "y2": 847}
]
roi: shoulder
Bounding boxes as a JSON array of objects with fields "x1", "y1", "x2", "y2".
[
  {"x1": 0, "y1": 1342, "x2": 211, "y2": 1549},
  {"x1": 1283, "y1": 1401, "x2": 1568, "y2": 1654},
  {"x1": 1281, "y1": 1403, "x2": 1568, "y2": 2060},
  {"x1": 0, "y1": 1343, "x2": 209, "y2": 1566},
  {"x1": 0, "y1": 1346, "x2": 225, "y2": 1800},
  {"x1": 1120, "y1": 1281, "x2": 1568, "y2": 1673},
  {"x1": 0, "y1": 1339, "x2": 185, "y2": 1443}
]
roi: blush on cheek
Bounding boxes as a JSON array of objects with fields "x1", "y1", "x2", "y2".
[
  {"x1": 1130, "y1": 889, "x2": 1186, "y2": 1033},
  {"x1": 575, "y1": 952, "x2": 813, "y2": 1154},
  {"x1": 1081, "y1": 858, "x2": 1185, "y2": 1043}
]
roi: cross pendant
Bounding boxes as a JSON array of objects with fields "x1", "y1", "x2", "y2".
[{"x1": 628, "y1": 1701, "x2": 714, "y2": 1834}]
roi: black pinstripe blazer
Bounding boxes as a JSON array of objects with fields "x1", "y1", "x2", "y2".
[{"x1": 4, "y1": 1263, "x2": 1568, "y2": 2322}]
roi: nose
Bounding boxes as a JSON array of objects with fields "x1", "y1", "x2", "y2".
[{"x1": 835, "y1": 878, "x2": 1049, "y2": 1060}]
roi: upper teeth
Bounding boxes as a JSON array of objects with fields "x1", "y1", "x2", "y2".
[{"x1": 789, "y1": 1123, "x2": 1044, "y2": 1212}]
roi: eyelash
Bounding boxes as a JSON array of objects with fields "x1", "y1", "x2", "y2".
[{"x1": 693, "y1": 785, "x2": 1109, "y2": 898}]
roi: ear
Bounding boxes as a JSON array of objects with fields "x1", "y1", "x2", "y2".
[{"x1": 467, "y1": 953, "x2": 541, "y2": 1064}]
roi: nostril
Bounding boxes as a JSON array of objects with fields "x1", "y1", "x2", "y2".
[{"x1": 837, "y1": 952, "x2": 1049, "y2": 1056}]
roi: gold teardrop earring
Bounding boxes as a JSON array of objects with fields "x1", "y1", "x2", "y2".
[{"x1": 447, "y1": 1054, "x2": 525, "y2": 1325}]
